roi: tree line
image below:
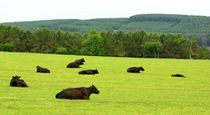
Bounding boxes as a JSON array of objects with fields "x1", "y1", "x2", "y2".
[{"x1": 0, "y1": 25, "x2": 209, "y2": 59}]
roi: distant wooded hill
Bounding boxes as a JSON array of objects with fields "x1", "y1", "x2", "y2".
[{"x1": 3, "y1": 14, "x2": 210, "y2": 36}]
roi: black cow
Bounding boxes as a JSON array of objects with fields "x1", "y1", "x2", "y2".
[
  {"x1": 66, "y1": 62, "x2": 80, "y2": 68},
  {"x1": 127, "y1": 66, "x2": 145, "y2": 73},
  {"x1": 10, "y1": 75, "x2": 28, "y2": 87},
  {"x1": 36, "y1": 66, "x2": 50, "y2": 73},
  {"x1": 75, "y1": 58, "x2": 85, "y2": 65},
  {"x1": 55, "y1": 85, "x2": 100, "y2": 100},
  {"x1": 171, "y1": 74, "x2": 185, "y2": 77},
  {"x1": 78, "y1": 69, "x2": 99, "y2": 75}
]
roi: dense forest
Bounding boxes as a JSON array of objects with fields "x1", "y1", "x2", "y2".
[
  {"x1": 0, "y1": 24, "x2": 209, "y2": 59},
  {"x1": 3, "y1": 14, "x2": 210, "y2": 47}
]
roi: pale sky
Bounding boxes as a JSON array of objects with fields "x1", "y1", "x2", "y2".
[{"x1": 0, "y1": 0, "x2": 210, "y2": 23}]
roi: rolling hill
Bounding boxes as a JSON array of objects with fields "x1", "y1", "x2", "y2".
[{"x1": 2, "y1": 14, "x2": 210, "y2": 36}]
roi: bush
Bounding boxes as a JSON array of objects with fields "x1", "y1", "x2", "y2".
[
  {"x1": 55, "y1": 47, "x2": 69, "y2": 54},
  {"x1": 68, "y1": 48, "x2": 80, "y2": 55},
  {"x1": 0, "y1": 43, "x2": 14, "y2": 51}
]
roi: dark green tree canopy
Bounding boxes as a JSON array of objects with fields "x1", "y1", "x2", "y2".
[
  {"x1": 81, "y1": 29, "x2": 107, "y2": 56},
  {"x1": 0, "y1": 25, "x2": 209, "y2": 59}
]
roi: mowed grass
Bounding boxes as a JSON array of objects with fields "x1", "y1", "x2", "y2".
[{"x1": 0, "y1": 52, "x2": 210, "y2": 115}]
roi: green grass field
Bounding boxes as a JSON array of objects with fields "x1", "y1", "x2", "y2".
[{"x1": 0, "y1": 52, "x2": 210, "y2": 115}]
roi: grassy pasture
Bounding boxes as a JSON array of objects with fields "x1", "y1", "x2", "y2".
[{"x1": 0, "y1": 52, "x2": 210, "y2": 115}]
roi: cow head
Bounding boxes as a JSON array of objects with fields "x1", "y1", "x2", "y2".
[
  {"x1": 139, "y1": 66, "x2": 144, "y2": 71},
  {"x1": 80, "y1": 58, "x2": 85, "y2": 62},
  {"x1": 90, "y1": 85, "x2": 100, "y2": 94},
  {"x1": 94, "y1": 69, "x2": 99, "y2": 74},
  {"x1": 12, "y1": 75, "x2": 21, "y2": 80}
]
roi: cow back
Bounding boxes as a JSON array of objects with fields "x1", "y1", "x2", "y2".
[{"x1": 56, "y1": 88, "x2": 88, "y2": 99}]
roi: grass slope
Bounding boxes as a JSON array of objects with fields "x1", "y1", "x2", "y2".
[{"x1": 0, "y1": 52, "x2": 210, "y2": 114}]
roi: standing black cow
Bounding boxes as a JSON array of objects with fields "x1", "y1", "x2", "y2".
[
  {"x1": 55, "y1": 85, "x2": 100, "y2": 100},
  {"x1": 10, "y1": 75, "x2": 28, "y2": 87},
  {"x1": 78, "y1": 69, "x2": 99, "y2": 75},
  {"x1": 171, "y1": 74, "x2": 185, "y2": 77},
  {"x1": 75, "y1": 58, "x2": 85, "y2": 65},
  {"x1": 36, "y1": 66, "x2": 50, "y2": 73},
  {"x1": 66, "y1": 62, "x2": 80, "y2": 68},
  {"x1": 127, "y1": 66, "x2": 145, "y2": 73}
]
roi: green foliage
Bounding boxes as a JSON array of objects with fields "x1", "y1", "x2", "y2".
[
  {"x1": 31, "y1": 28, "x2": 53, "y2": 53},
  {"x1": 144, "y1": 42, "x2": 163, "y2": 58},
  {"x1": 3, "y1": 14, "x2": 210, "y2": 47},
  {"x1": 67, "y1": 48, "x2": 80, "y2": 55},
  {"x1": 0, "y1": 43, "x2": 13, "y2": 51},
  {"x1": 193, "y1": 47, "x2": 210, "y2": 59},
  {"x1": 0, "y1": 24, "x2": 209, "y2": 59},
  {"x1": 1, "y1": 52, "x2": 210, "y2": 114},
  {"x1": 81, "y1": 30, "x2": 106, "y2": 56},
  {"x1": 55, "y1": 47, "x2": 69, "y2": 54},
  {"x1": 14, "y1": 31, "x2": 33, "y2": 52},
  {"x1": 129, "y1": 14, "x2": 182, "y2": 22},
  {"x1": 3, "y1": 14, "x2": 210, "y2": 38}
]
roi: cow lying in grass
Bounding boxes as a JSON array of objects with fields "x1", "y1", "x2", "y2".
[
  {"x1": 36, "y1": 66, "x2": 50, "y2": 73},
  {"x1": 66, "y1": 58, "x2": 85, "y2": 68},
  {"x1": 55, "y1": 85, "x2": 100, "y2": 100},
  {"x1": 10, "y1": 75, "x2": 28, "y2": 87},
  {"x1": 66, "y1": 62, "x2": 80, "y2": 68},
  {"x1": 75, "y1": 58, "x2": 85, "y2": 65},
  {"x1": 127, "y1": 66, "x2": 145, "y2": 73},
  {"x1": 78, "y1": 69, "x2": 99, "y2": 75},
  {"x1": 171, "y1": 74, "x2": 185, "y2": 77}
]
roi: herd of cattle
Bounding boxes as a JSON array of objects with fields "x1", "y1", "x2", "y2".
[{"x1": 9, "y1": 58, "x2": 185, "y2": 100}]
